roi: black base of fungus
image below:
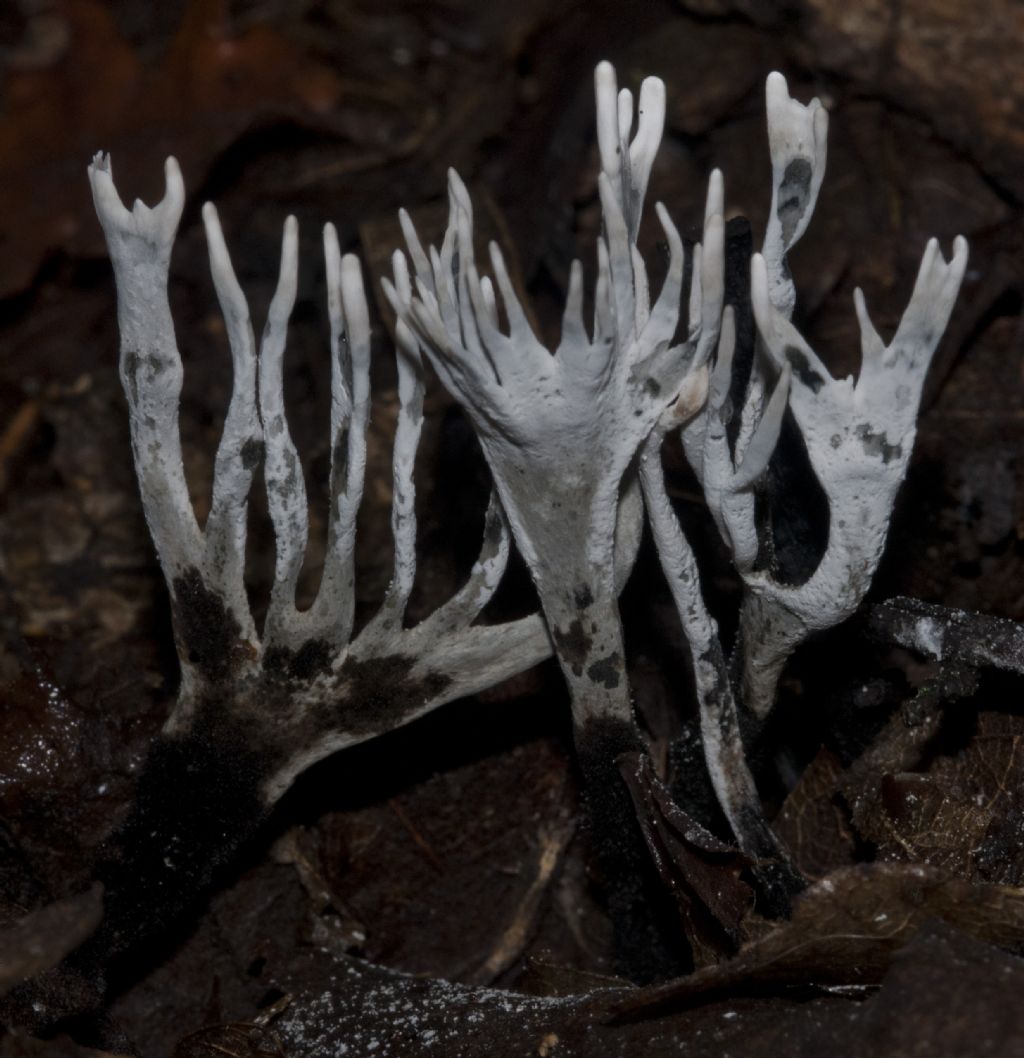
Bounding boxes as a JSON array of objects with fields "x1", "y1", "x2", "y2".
[{"x1": 576, "y1": 716, "x2": 689, "y2": 983}]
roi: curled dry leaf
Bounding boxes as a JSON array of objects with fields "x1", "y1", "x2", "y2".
[
  {"x1": 0, "y1": 884, "x2": 102, "y2": 997},
  {"x1": 607, "y1": 862, "x2": 1024, "y2": 1022},
  {"x1": 620, "y1": 753, "x2": 756, "y2": 967}
]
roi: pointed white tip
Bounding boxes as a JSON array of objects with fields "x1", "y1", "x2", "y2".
[
  {"x1": 323, "y1": 220, "x2": 340, "y2": 263},
  {"x1": 162, "y1": 157, "x2": 185, "y2": 223},
  {"x1": 390, "y1": 249, "x2": 411, "y2": 303},
  {"x1": 340, "y1": 254, "x2": 370, "y2": 341},
  {"x1": 448, "y1": 167, "x2": 471, "y2": 209},
  {"x1": 323, "y1": 222, "x2": 342, "y2": 303}
]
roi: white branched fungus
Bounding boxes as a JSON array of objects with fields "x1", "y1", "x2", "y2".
[
  {"x1": 87, "y1": 152, "x2": 550, "y2": 806},
  {"x1": 86, "y1": 61, "x2": 966, "y2": 953},
  {"x1": 386, "y1": 62, "x2": 723, "y2": 746}
]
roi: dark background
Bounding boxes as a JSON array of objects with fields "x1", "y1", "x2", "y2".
[{"x1": 0, "y1": 1, "x2": 1022, "y2": 1054}]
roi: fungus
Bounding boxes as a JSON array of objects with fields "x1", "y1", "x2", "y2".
[
  {"x1": 16, "y1": 58, "x2": 969, "y2": 1017},
  {"x1": 76, "y1": 151, "x2": 554, "y2": 981},
  {"x1": 641, "y1": 73, "x2": 967, "y2": 893},
  {"x1": 741, "y1": 230, "x2": 967, "y2": 718},
  {"x1": 387, "y1": 61, "x2": 724, "y2": 972},
  {"x1": 676, "y1": 73, "x2": 965, "y2": 726}
]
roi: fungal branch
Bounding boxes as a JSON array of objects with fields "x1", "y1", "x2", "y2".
[
  {"x1": 688, "y1": 73, "x2": 967, "y2": 725},
  {"x1": 739, "y1": 232, "x2": 967, "y2": 719},
  {"x1": 639, "y1": 308, "x2": 803, "y2": 905},
  {"x1": 639, "y1": 73, "x2": 965, "y2": 898},
  {"x1": 641, "y1": 75, "x2": 829, "y2": 880},
  {"x1": 387, "y1": 63, "x2": 722, "y2": 737},
  {"x1": 83, "y1": 153, "x2": 553, "y2": 970},
  {"x1": 89, "y1": 156, "x2": 261, "y2": 697},
  {"x1": 680, "y1": 73, "x2": 826, "y2": 574},
  {"x1": 65, "y1": 60, "x2": 970, "y2": 1004},
  {"x1": 384, "y1": 62, "x2": 726, "y2": 976}
]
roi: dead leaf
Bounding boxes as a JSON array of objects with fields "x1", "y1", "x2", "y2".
[
  {"x1": 774, "y1": 747, "x2": 857, "y2": 879},
  {"x1": 621, "y1": 753, "x2": 756, "y2": 967},
  {"x1": 847, "y1": 922, "x2": 1024, "y2": 1057},
  {"x1": 0, "y1": 0, "x2": 426, "y2": 298},
  {"x1": 854, "y1": 711, "x2": 1024, "y2": 885},
  {"x1": 0, "y1": 884, "x2": 102, "y2": 997},
  {"x1": 607, "y1": 862, "x2": 1024, "y2": 1022}
]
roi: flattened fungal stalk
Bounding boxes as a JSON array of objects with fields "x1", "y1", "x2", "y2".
[
  {"x1": 79, "y1": 154, "x2": 552, "y2": 979},
  {"x1": 387, "y1": 61, "x2": 723, "y2": 974},
  {"x1": 711, "y1": 72, "x2": 965, "y2": 723},
  {"x1": 644, "y1": 73, "x2": 966, "y2": 884},
  {"x1": 744, "y1": 229, "x2": 967, "y2": 717},
  {"x1": 642, "y1": 73, "x2": 827, "y2": 889}
]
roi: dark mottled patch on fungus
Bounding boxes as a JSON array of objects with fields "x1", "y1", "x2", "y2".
[
  {"x1": 698, "y1": 647, "x2": 734, "y2": 721},
  {"x1": 552, "y1": 619, "x2": 593, "y2": 676},
  {"x1": 335, "y1": 653, "x2": 453, "y2": 735},
  {"x1": 263, "y1": 639, "x2": 334, "y2": 682},
  {"x1": 645, "y1": 377, "x2": 661, "y2": 397},
  {"x1": 574, "y1": 584, "x2": 595, "y2": 609},
  {"x1": 171, "y1": 567, "x2": 251, "y2": 683},
  {"x1": 333, "y1": 426, "x2": 350, "y2": 487},
  {"x1": 123, "y1": 350, "x2": 142, "y2": 405},
  {"x1": 240, "y1": 437, "x2": 264, "y2": 470},
  {"x1": 778, "y1": 157, "x2": 812, "y2": 246},
  {"x1": 855, "y1": 423, "x2": 902, "y2": 464},
  {"x1": 587, "y1": 652, "x2": 622, "y2": 690},
  {"x1": 784, "y1": 345, "x2": 825, "y2": 394}
]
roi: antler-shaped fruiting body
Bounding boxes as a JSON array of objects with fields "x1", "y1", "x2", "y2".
[
  {"x1": 684, "y1": 75, "x2": 966, "y2": 725},
  {"x1": 647, "y1": 83, "x2": 825, "y2": 877},
  {"x1": 78, "y1": 154, "x2": 553, "y2": 980},
  {"x1": 740, "y1": 231, "x2": 968, "y2": 718},
  {"x1": 679, "y1": 75, "x2": 965, "y2": 725},
  {"x1": 637, "y1": 74, "x2": 830, "y2": 897},
  {"x1": 22, "y1": 64, "x2": 966, "y2": 1021},
  {"x1": 387, "y1": 63, "x2": 724, "y2": 976},
  {"x1": 388, "y1": 63, "x2": 722, "y2": 733},
  {"x1": 639, "y1": 72, "x2": 966, "y2": 904},
  {"x1": 639, "y1": 319, "x2": 803, "y2": 907},
  {"x1": 702, "y1": 74, "x2": 965, "y2": 723},
  {"x1": 681, "y1": 73, "x2": 827, "y2": 576}
]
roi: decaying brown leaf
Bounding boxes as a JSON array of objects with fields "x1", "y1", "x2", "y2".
[
  {"x1": 607, "y1": 861, "x2": 1024, "y2": 1022},
  {"x1": 0, "y1": 0, "x2": 427, "y2": 298},
  {"x1": 0, "y1": 884, "x2": 102, "y2": 997},
  {"x1": 774, "y1": 748, "x2": 857, "y2": 879},
  {"x1": 621, "y1": 753, "x2": 756, "y2": 967},
  {"x1": 854, "y1": 711, "x2": 1024, "y2": 885}
]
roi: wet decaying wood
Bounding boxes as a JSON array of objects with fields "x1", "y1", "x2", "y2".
[{"x1": 3, "y1": 0, "x2": 1024, "y2": 1054}]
